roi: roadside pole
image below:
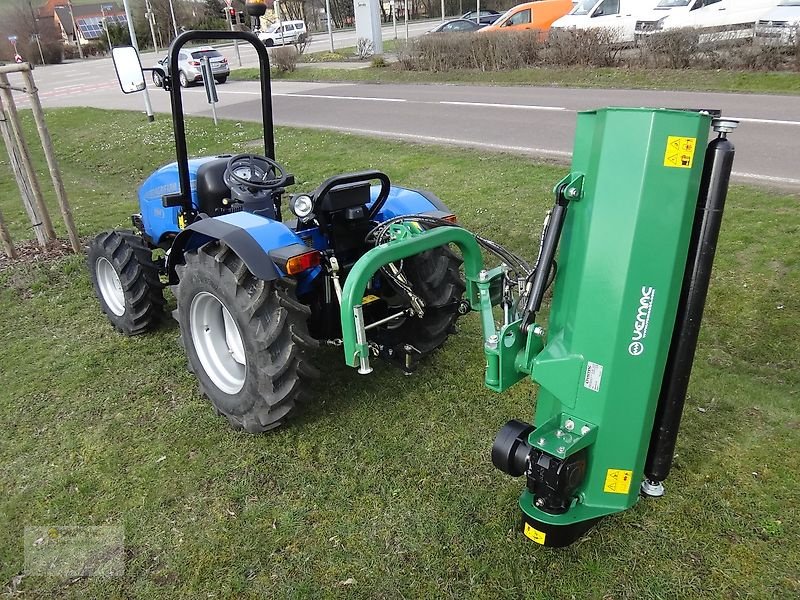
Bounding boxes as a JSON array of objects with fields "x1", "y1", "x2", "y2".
[
  {"x1": 392, "y1": 0, "x2": 397, "y2": 39},
  {"x1": 121, "y1": 0, "x2": 155, "y2": 122},
  {"x1": 225, "y1": 1, "x2": 242, "y2": 67},
  {"x1": 167, "y1": 0, "x2": 179, "y2": 38},
  {"x1": 441, "y1": 0, "x2": 445, "y2": 22},
  {"x1": 404, "y1": 0, "x2": 409, "y2": 40},
  {"x1": 325, "y1": 0, "x2": 335, "y2": 51},
  {"x1": 28, "y1": 1, "x2": 46, "y2": 64},
  {"x1": 276, "y1": 0, "x2": 285, "y2": 47},
  {"x1": 145, "y1": 0, "x2": 159, "y2": 54},
  {"x1": 101, "y1": 4, "x2": 113, "y2": 51},
  {"x1": 67, "y1": 1, "x2": 84, "y2": 59}
]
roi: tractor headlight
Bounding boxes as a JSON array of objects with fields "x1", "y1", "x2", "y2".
[{"x1": 290, "y1": 194, "x2": 314, "y2": 220}]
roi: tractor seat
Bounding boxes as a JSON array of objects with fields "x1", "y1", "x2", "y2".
[{"x1": 196, "y1": 157, "x2": 231, "y2": 216}]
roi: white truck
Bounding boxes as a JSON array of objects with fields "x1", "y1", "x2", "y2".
[
  {"x1": 661, "y1": 0, "x2": 779, "y2": 42},
  {"x1": 551, "y1": 0, "x2": 660, "y2": 44},
  {"x1": 755, "y1": 0, "x2": 800, "y2": 45}
]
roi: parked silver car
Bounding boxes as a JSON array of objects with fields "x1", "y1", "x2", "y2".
[{"x1": 152, "y1": 46, "x2": 230, "y2": 89}]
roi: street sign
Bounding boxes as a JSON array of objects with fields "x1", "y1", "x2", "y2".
[
  {"x1": 8, "y1": 36, "x2": 18, "y2": 43},
  {"x1": 224, "y1": 0, "x2": 233, "y2": 6}
]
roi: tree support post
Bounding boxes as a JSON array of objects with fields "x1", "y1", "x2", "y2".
[{"x1": 21, "y1": 69, "x2": 81, "y2": 252}]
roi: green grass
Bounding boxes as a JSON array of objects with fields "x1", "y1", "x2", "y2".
[
  {"x1": 1, "y1": 108, "x2": 799, "y2": 597},
  {"x1": 232, "y1": 64, "x2": 800, "y2": 95}
]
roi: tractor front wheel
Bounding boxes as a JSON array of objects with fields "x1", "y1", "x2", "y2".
[
  {"x1": 174, "y1": 242, "x2": 318, "y2": 432},
  {"x1": 87, "y1": 230, "x2": 165, "y2": 335}
]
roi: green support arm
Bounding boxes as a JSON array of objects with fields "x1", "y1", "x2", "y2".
[{"x1": 340, "y1": 225, "x2": 486, "y2": 369}]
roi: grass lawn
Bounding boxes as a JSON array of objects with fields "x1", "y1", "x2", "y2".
[
  {"x1": 233, "y1": 64, "x2": 800, "y2": 95},
  {"x1": 1, "y1": 108, "x2": 799, "y2": 598}
]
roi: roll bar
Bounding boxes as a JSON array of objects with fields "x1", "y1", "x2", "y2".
[{"x1": 163, "y1": 30, "x2": 274, "y2": 214}]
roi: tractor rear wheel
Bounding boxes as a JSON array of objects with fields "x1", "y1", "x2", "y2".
[
  {"x1": 174, "y1": 241, "x2": 318, "y2": 432},
  {"x1": 378, "y1": 245, "x2": 465, "y2": 358},
  {"x1": 87, "y1": 229, "x2": 165, "y2": 335}
]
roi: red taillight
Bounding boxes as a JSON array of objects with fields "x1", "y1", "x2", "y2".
[
  {"x1": 285, "y1": 250, "x2": 321, "y2": 275},
  {"x1": 189, "y1": 60, "x2": 200, "y2": 66}
]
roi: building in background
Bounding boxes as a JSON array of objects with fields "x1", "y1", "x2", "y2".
[{"x1": 52, "y1": 2, "x2": 127, "y2": 45}]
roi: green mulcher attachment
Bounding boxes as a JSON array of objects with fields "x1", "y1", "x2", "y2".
[{"x1": 339, "y1": 107, "x2": 738, "y2": 547}]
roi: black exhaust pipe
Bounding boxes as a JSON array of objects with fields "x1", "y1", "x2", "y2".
[{"x1": 643, "y1": 118, "x2": 738, "y2": 493}]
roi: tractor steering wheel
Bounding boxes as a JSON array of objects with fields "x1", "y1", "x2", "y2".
[{"x1": 223, "y1": 154, "x2": 291, "y2": 191}]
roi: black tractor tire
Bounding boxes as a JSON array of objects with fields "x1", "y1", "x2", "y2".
[
  {"x1": 179, "y1": 71, "x2": 190, "y2": 88},
  {"x1": 215, "y1": 76, "x2": 227, "y2": 84},
  {"x1": 378, "y1": 245, "x2": 465, "y2": 356},
  {"x1": 87, "y1": 229, "x2": 165, "y2": 336},
  {"x1": 174, "y1": 241, "x2": 318, "y2": 433}
]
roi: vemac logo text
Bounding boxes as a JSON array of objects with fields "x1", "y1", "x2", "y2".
[{"x1": 628, "y1": 286, "x2": 655, "y2": 356}]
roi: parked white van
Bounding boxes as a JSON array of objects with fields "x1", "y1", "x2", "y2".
[
  {"x1": 634, "y1": 0, "x2": 721, "y2": 36},
  {"x1": 257, "y1": 20, "x2": 308, "y2": 46},
  {"x1": 552, "y1": 0, "x2": 660, "y2": 44},
  {"x1": 755, "y1": 0, "x2": 800, "y2": 45},
  {"x1": 661, "y1": 0, "x2": 779, "y2": 42}
]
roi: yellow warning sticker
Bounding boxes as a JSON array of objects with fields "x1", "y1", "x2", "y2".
[
  {"x1": 603, "y1": 469, "x2": 634, "y2": 495},
  {"x1": 523, "y1": 522, "x2": 547, "y2": 545},
  {"x1": 663, "y1": 136, "x2": 697, "y2": 169},
  {"x1": 361, "y1": 294, "x2": 380, "y2": 305}
]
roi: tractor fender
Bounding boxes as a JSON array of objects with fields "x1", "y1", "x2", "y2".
[
  {"x1": 166, "y1": 212, "x2": 306, "y2": 285},
  {"x1": 370, "y1": 186, "x2": 452, "y2": 220}
]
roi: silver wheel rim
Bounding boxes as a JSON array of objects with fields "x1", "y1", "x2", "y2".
[
  {"x1": 189, "y1": 292, "x2": 246, "y2": 395},
  {"x1": 96, "y1": 257, "x2": 125, "y2": 316}
]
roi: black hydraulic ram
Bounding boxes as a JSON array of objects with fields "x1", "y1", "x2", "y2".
[
  {"x1": 520, "y1": 181, "x2": 574, "y2": 332},
  {"x1": 642, "y1": 117, "x2": 738, "y2": 496}
]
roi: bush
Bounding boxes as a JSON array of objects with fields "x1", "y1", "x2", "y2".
[
  {"x1": 544, "y1": 28, "x2": 622, "y2": 67},
  {"x1": 271, "y1": 46, "x2": 298, "y2": 72},
  {"x1": 22, "y1": 40, "x2": 63, "y2": 65},
  {"x1": 638, "y1": 28, "x2": 700, "y2": 69},
  {"x1": 396, "y1": 26, "x2": 800, "y2": 74},
  {"x1": 411, "y1": 31, "x2": 542, "y2": 72},
  {"x1": 294, "y1": 32, "x2": 312, "y2": 56},
  {"x1": 355, "y1": 37, "x2": 374, "y2": 59},
  {"x1": 371, "y1": 54, "x2": 387, "y2": 68},
  {"x1": 728, "y1": 42, "x2": 784, "y2": 71}
]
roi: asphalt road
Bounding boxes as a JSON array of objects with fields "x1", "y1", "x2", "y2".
[{"x1": 7, "y1": 35, "x2": 800, "y2": 189}]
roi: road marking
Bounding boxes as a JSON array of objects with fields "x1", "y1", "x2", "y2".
[
  {"x1": 279, "y1": 122, "x2": 572, "y2": 158},
  {"x1": 730, "y1": 171, "x2": 800, "y2": 186},
  {"x1": 281, "y1": 122, "x2": 799, "y2": 187},
  {"x1": 282, "y1": 93, "x2": 407, "y2": 103},
  {"x1": 440, "y1": 101, "x2": 567, "y2": 111},
  {"x1": 733, "y1": 117, "x2": 800, "y2": 127}
]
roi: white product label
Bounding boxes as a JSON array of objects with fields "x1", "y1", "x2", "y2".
[{"x1": 584, "y1": 361, "x2": 603, "y2": 392}]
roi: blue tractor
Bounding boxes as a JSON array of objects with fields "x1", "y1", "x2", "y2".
[{"x1": 88, "y1": 31, "x2": 466, "y2": 432}]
